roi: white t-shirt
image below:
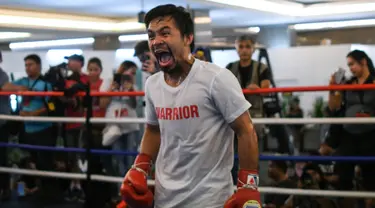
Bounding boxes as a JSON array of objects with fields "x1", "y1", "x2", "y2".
[
  {"x1": 101, "y1": 78, "x2": 140, "y2": 135},
  {"x1": 144, "y1": 59, "x2": 251, "y2": 208}
]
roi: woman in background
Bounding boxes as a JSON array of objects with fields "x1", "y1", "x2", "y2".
[
  {"x1": 327, "y1": 50, "x2": 375, "y2": 208},
  {"x1": 100, "y1": 60, "x2": 140, "y2": 177}
]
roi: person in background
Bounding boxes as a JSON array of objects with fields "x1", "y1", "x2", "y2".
[
  {"x1": 80, "y1": 57, "x2": 111, "y2": 207},
  {"x1": 283, "y1": 171, "x2": 337, "y2": 208},
  {"x1": 286, "y1": 97, "x2": 304, "y2": 152},
  {"x1": 63, "y1": 54, "x2": 87, "y2": 202},
  {"x1": 2, "y1": 54, "x2": 56, "y2": 200},
  {"x1": 328, "y1": 50, "x2": 375, "y2": 208},
  {"x1": 17, "y1": 157, "x2": 40, "y2": 205},
  {"x1": 134, "y1": 40, "x2": 158, "y2": 88},
  {"x1": 193, "y1": 47, "x2": 212, "y2": 62},
  {"x1": 0, "y1": 51, "x2": 13, "y2": 201},
  {"x1": 226, "y1": 35, "x2": 271, "y2": 118},
  {"x1": 101, "y1": 60, "x2": 140, "y2": 176},
  {"x1": 226, "y1": 35, "x2": 271, "y2": 183},
  {"x1": 264, "y1": 160, "x2": 297, "y2": 208}
]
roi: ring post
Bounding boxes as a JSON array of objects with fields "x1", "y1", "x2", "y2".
[{"x1": 84, "y1": 84, "x2": 93, "y2": 208}]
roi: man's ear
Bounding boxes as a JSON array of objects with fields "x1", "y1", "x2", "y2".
[{"x1": 184, "y1": 34, "x2": 194, "y2": 47}]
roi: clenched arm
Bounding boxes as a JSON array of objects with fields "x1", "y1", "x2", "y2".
[
  {"x1": 231, "y1": 111, "x2": 258, "y2": 170},
  {"x1": 140, "y1": 124, "x2": 161, "y2": 162}
]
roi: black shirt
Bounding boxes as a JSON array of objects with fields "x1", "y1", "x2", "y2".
[
  {"x1": 264, "y1": 178, "x2": 297, "y2": 207},
  {"x1": 226, "y1": 61, "x2": 271, "y2": 88}
]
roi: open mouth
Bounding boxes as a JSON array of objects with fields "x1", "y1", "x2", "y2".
[{"x1": 154, "y1": 48, "x2": 175, "y2": 68}]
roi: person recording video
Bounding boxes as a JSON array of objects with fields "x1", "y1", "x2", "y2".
[
  {"x1": 100, "y1": 61, "x2": 140, "y2": 177},
  {"x1": 327, "y1": 50, "x2": 375, "y2": 208}
]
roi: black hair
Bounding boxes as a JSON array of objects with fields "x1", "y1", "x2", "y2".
[
  {"x1": 88, "y1": 57, "x2": 102, "y2": 70},
  {"x1": 24, "y1": 54, "x2": 41, "y2": 66},
  {"x1": 144, "y1": 4, "x2": 195, "y2": 52},
  {"x1": 121, "y1": 60, "x2": 137, "y2": 70},
  {"x1": 236, "y1": 35, "x2": 255, "y2": 44},
  {"x1": 271, "y1": 160, "x2": 288, "y2": 174},
  {"x1": 347, "y1": 50, "x2": 375, "y2": 77}
]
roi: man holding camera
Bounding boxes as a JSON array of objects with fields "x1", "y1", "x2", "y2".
[{"x1": 134, "y1": 41, "x2": 159, "y2": 87}]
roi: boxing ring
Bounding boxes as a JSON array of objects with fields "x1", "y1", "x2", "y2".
[{"x1": 1, "y1": 84, "x2": 375, "y2": 207}]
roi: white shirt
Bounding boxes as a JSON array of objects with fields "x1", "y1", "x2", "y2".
[
  {"x1": 144, "y1": 59, "x2": 251, "y2": 208},
  {"x1": 101, "y1": 78, "x2": 139, "y2": 135}
]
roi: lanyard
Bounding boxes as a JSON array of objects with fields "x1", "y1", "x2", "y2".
[{"x1": 27, "y1": 76, "x2": 41, "y2": 90}]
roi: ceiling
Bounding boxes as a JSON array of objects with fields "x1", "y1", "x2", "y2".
[{"x1": 1, "y1": 0, "x2": 375, "y2": 43}]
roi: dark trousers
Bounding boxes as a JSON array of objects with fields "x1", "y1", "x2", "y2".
[
  {"x1": 23, "y1": 126, "x2": 57, "y2": 171},
  {"x1": 335, "y1": 129, "x2": 375, "y2": 191},
  {"x1": 0, "y1": 124, "x2": 9, "y2": 192},
  {"x1": 23, "y1": 126, "x2": 57, "y2": 196}
]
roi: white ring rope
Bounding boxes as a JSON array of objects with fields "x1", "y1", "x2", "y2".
[
  {"x1": 1, "y1": 114, "x2": 375, "y2": 124},
  {"x1": 0, "y1": 167, "x2": 374, "y2": 198}
]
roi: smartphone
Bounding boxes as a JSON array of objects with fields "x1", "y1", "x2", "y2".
[
  {"x1": 113, "y1": 73, "x2": 123, "y2": 85},
  {"x1": 17, "y1": 182, "x2": 25, "y2": 196},
  {"x1": 334, "y1": 68, "x2": 346, "y2": 84},
  {"x1": 140, "y1": 54, "x2": 150, "y2": 63}
]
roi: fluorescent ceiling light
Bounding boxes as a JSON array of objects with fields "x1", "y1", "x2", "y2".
[
  {"x1": 194, "y1": 17, "x2": 211, "y2": 24},
  {"x1": 234, "y1": 27, "x2": 260, "y2": 34},
  {"x1": 9, "y1": 37, "x2": 95, "y2": 50},
  {"x1": 292, "y1": 19, "x2": 375, "y2": 31},
  {"x1": 205, "y1": 0, "x2": 302, "y2": 16},
  {"x1": 116, "y1": 49, "x2": 136, "y2": 58},
  {"x1": 0, "y1": 32, "x2": 31, "y2": 39},
  {"x1": 0, "y1": 9, "x2": 145, "y2": 32},
  {"x1": 119, "y1": 34, "x2": 148, "y2": 42},
  {"x1": 204, "y1": 0, "x2": 375, "y2": 17}
]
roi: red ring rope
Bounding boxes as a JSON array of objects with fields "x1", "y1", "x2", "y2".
[{"x1": 0, "y1": 84, "x2": 374, "y2": 97}]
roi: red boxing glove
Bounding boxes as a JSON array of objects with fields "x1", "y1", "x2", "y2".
[
  {"x1": 120, "y1": 153, "x2": 153, "y2": 208},
  {"x1": 224, "y1": 169, "x2": 262, "y2": 208}
]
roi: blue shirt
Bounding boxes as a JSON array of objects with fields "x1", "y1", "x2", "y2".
[{"x1": 13, "y1": 77, "x2": 53, "y2": 133}]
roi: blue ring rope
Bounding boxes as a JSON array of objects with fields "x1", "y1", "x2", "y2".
[{"x1": 1, "y1": 142, "x2": 375, "y2": 162}]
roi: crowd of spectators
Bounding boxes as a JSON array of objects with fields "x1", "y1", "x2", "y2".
[{"x1": 0, "y1": 39, "x2": 374, "y2": 208}]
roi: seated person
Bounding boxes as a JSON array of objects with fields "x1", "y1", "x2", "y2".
[
  {"x1": 283, "y1": 170, "x2": 337, "y2": 208},
  {"x1": 264, "y1": 160, "x2": 297, "y2": 208}
]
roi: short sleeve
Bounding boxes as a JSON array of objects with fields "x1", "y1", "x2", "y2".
[
  {"x1": 144, "y1": 79, "x2": 159, "y2": 125},
  {"x1": 259, "y1": 67, "x2": 271, "y2": 82},
  {"x1": 0, "y1": 70, "x2": 9, "y2": 88},
  {"x1": 211, "y1": 69, "x2": 251, "y2": 124}
]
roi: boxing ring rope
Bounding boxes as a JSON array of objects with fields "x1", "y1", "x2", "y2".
[
  {"x1": 2, "y1": 83, "x2": 375, "y2": 200},
  {"x1": 1, "y1": 166, "x2": 375, "y2": 198},
  {"x1": 2, "y1": 83, "x2": 375, "y2": 96},
  {"x1": 3, "y1": 115, "x2": 375, "y2": 124}
]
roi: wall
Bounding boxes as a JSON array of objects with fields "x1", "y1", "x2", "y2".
[
  {"x1": 297, "y1": 27, "x2": 375, "y2": 46},
  {"x1": 1, "y1": 44, "x2": 366, "y2": 114}
]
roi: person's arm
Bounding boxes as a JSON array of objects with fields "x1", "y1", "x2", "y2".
[
  {"x1": 281, "y1": 195, "x2": 293, "y2": 208},
  {"x1": 328, "y1": 75, "x2": 343, "y2": 111},
  {"x1": 213, "y1": 69, "x2": 261, "y2": 207},
  {"x1": 211, "y1": 69, "x2": 258, "y2": 171},
  {"x1": 1, "y1": 77, "x2": 28, "y2": 91},
  {"x1": 139, "y1": 79, "x2": 160, "y2": 161},
  {"x1": 22, "y1": 108, "x2": 47, "y2": 116},
  {"x1": 128, "y1": 85, "x2": 137, "y2": 109},
  {"x1": 231, "y1": 112, "x2": 258, "y2": 170},
  {"x1": 120, "y1": 78, "x2": 158, "y2": 207},
  {"x1": 259, "y1": 67, "x2": 271, "y2": 89},
  {"x1": 99, "y1": 78, "x2": 114, "y2": 109},
  {"x1": 0, "y1": 70, "x2": 9, "y2": 90}
]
